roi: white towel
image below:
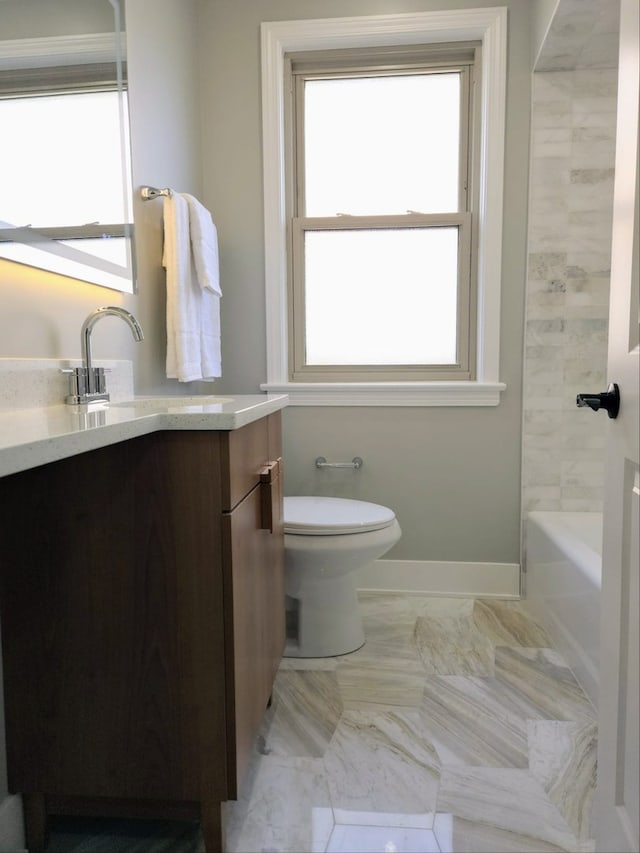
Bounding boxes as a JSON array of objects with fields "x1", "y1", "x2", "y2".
[
  {"x1": 163, "y1": 193, "x2": 222, "y2": 382},
  {"x1": 184, "y1": 193, "x2": 222, "y2": 296}
]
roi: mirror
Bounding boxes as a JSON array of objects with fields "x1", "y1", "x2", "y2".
[{"x1": 0, "y1": 0, "x2": 136, "y2": 293}]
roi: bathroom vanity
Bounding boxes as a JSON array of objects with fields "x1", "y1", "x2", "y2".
[{"x1": 0, "y1": 394, "x2": 287, "y2": 852}]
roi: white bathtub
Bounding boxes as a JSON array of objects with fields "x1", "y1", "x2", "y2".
[{"x1": 525, "y1": 511, "x2": 602, "y2": 708}]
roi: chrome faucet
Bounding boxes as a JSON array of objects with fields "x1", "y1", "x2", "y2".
[{"x1": 63, "y1": 306, "x2": 144, "y2": 404}]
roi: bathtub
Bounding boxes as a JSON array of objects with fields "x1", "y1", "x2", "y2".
[{"x1": 525, "y1": 511, "x2": 602, "y2": 708}]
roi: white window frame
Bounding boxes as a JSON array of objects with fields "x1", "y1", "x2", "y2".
[{"x1": 260, "y1": 8, "x2": 507, "y2": 406}]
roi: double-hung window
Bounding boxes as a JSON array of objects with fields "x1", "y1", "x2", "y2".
[
  {"x1": 260, "y1": 9, "x2": 508, "y2": 406},
  {"x1": 287, "y1": 44, "x2": 479, "y2": 383}
]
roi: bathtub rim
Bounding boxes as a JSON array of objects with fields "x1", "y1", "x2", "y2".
[
  {"x1": 524, "y1": 509, "x2": 602, "y2": 710},
  {"x1": 527, "y1": 510, "x2": 602, "y2": 590}
]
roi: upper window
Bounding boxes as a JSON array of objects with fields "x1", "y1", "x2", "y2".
[
  {"x1": 288, "y1": 47, "x2": 477, "y2": 382},
  {"x1": 260, "y1": 9, "x2": 508, "y2": 406}
]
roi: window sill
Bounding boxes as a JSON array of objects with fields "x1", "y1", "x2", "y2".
[{"x1": 259, "y1": 381, "x2": 506, "y2": 406}]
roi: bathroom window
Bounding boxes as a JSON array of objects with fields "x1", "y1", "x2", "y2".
[
  {"x1": 260, "y1": 9, "x2": 508, "y2": 405},
  {"x1": 288, "y1": 49, "x2": 477, "y2": 382}
]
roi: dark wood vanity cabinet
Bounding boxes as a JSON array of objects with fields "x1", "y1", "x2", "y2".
[{"x1": 0, "y1": 411, "x2": 285, "y2": 852}]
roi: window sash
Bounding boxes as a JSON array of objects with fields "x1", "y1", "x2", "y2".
[
  {"x1": 291, "y1": 213, "x2": 473, "y2": 381},
  {"x1": 287, "y1": 51, "x2": 477, "y2": 383},
  {"x1": 293, "y1": 62, "x2": 472, "y2": 220}
]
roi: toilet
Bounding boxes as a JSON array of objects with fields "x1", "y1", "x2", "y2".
[{"x1": 283, "y1": 496, "x2": 402, "y2": 658}]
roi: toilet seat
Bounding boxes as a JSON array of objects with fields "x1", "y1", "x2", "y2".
[{"x1": 284, "y1": 496, "x2": 396, "y2": 535}]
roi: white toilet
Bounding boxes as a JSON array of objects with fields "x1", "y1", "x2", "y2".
[{"x1": 283, "y1": 496, "x2": 402, "y2": 658}]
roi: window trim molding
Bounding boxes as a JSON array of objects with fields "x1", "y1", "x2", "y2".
[{"x1": 260, "y1": 8, "x2": 508, "y2": 406}]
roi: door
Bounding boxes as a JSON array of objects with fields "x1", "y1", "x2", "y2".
[{"x1": 595, "y1": 2, "x2": 639, "y2": 850}]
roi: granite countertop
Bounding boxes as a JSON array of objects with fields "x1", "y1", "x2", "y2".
[{"x1": 0, "y1": 394, "x2": 289, "y2": 479}]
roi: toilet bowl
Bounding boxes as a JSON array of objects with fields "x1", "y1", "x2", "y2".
[{"x1": 283, "y1": 496, "x2": 402, "y2": 658}]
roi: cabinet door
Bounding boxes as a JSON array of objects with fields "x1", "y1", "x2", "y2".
[
  {"x1": 0, "y1": 432, "x2": 228, "y2": 803},
  {"x1": 222, "y1": 478, "x2": 285, "y2": 798}
]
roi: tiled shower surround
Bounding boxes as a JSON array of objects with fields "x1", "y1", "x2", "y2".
[{"x1": 522, "y1": 67, "x2": 618, "y2": 515}]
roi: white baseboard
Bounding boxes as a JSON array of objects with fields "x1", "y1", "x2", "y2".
[
  {"x1": 357, "y1": 558, "x2": 521, "y2": 598},
  {"x1": 0, "y1": 794, "x2": 25, "y2": 853}
]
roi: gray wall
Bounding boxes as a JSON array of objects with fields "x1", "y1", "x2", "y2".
[
  {"x1": 198, "y1": 0, "x2": 533, "y2": 563},
  {"x1": 126, "y1": 0, "x2": 205, "y2": 394}
]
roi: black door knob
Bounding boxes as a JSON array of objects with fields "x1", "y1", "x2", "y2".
[{"x1": 576, "y1": 383, "x2": 620, "y2": 419}]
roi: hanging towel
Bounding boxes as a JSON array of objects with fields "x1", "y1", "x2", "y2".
[
  {"x1": 163, "y1": 193, "x2": 222, "y2": 382},
  {"x1": 183, "y1": 193, "x2": 222, "y2": 296}
]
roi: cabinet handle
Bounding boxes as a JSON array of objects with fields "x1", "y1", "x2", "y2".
[
  {"x1": 260, "y1": 459, "x2": 281, "y2": 532},
  {"x1": 259, "y1": 460, "x2": 279, "y2": 483}
]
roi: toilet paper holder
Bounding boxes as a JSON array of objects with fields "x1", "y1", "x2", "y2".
[{"x1": 315, "y1": 456, "x2": 363, "y2": 470}]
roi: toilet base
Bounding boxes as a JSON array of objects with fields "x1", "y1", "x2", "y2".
[{"x1": 284, "y1": 570, "x2": 365, "y2": 658}]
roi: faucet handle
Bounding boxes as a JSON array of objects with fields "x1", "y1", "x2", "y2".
[
  {"x1": 61, "y1": 366, "x2": 88, "y2": 402},
  {"x1": 92, "y1": 366, "x2": 107, "y2": 396},
  {"x1": 60, "y1": 366, "x2": 110, "y2": 405}
]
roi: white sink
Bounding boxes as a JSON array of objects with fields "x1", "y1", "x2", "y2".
[{"x1": 111, "y1": 395, "x2": 234, "y2": 409}]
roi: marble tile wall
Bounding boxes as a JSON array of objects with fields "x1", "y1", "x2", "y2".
[
  {"x1": 522, "y1": 67, "x2": 618, "y2": 516},
  {"x1": 535, "y1": 0, "x2": 620, "y2": 71}
]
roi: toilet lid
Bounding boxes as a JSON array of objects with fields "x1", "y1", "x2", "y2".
[{"x1": 284, "y1": 496, "x2": 396, "y2": 535}]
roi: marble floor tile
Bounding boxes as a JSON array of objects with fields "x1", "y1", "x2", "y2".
[
  {"x1": 414, "y1": 615, "x2": 495, "y2": 676},
  {"x1": 473, "y1": 599, "x2": 552, "y2": 647},
  {"x1": 432, "y1": 813, "x2": 567, "y2": 853},
  {"x1": 330, "y1": 810, "x2": 434, "y2": 830},
  {"x1": 421, "y1": 675, "x2": 538, "y2": 767},
  {"x1": 259, "y1": 669, "x2": 343, "y2": 757},
  {"x1": 436, "y1": 766, "x2": 588, "y2": 852},
  {"x1": 352, "y1": 591, "x2": 423, "y2": 663},
  {"x1": 336, "y1": 654, "x2": 426, "y2": 709},
  {"x1": 224, "y1": 754, "x2": 333, "y2": 853},
  {"x1": 350, "y1": 621, "x2": 424, "y2": 665},
  {"x1": 408, "y1": 595, "x2": 475, "y2": 618},
  {"x1": 494, "y1": 647, "x2": 597, "y2": 722},
  {"x1": 358, "y1": 590, "x2": 414, "y2": 622},
  {"x1": 278, "y1": 655, "x2": 339, "y2": 671},
  {"x1": 527, "y1": 719, "x2": 598, "y2": 841},
  {"x1": 348, "y1": 628, "x2": 424, "y2": 667},
  {"x1": 326, "y1": 822, "x2": 441, "y2": 852},
  {"x1": 323, "y1": 708, "x2": 441, "y2": 816}
]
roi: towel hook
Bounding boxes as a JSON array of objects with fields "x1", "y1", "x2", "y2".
[{"x1": 141, "y1": 186, "x2": 173, "y2": 201}]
